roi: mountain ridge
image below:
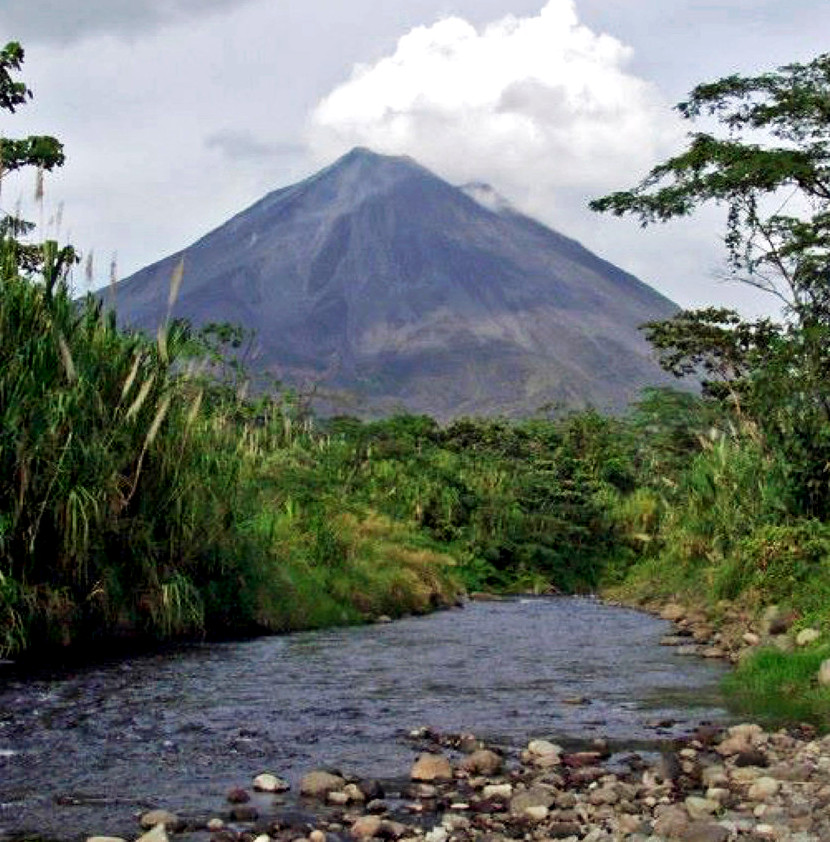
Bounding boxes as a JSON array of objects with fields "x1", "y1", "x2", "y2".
[{"x1": 109, "y1": 147, "x2": 679, "y2": 419}]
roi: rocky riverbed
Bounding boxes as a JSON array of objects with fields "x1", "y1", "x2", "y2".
[
  {"x1": 75, "y1": 600, "x2": 830, "y2": 842},
  {"x1": 87, "y1": 719, "x2": 830, "y2": 842}
]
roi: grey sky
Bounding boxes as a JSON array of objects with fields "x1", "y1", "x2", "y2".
[{"x1": 2, "y1": 0, "x2": 829, "y2": 319}]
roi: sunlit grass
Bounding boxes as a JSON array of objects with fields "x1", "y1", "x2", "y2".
[{"x1": 724, "y1": 645, "x2": 830, "y2": 730}]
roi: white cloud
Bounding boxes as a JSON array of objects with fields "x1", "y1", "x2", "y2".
[
  {"x1": 308, "y1": 0, "x2": 789, "y2": 318},
  {"x1": 310, "y1": 0, "x2": 683, "y2": 213}
]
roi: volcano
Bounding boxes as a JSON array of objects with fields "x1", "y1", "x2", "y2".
[{"x1": 111, "y1": 147, "x2": 677, "y2": 419}]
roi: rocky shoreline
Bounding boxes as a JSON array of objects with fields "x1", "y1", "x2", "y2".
[
  {"x1": 626, "y1": 599, "x2": 824, "y2": 668},
  {"x1": 84, "y1": 718, "x2": 830, "y2": 842},
  {"x1": 11, "y1": 597, "x2": 829, "y2": 842}
]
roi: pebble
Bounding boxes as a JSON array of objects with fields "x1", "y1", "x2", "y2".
[
  {"x1": 254, "y1": 773, "x2": 290, "y2": 793},
  {"x1": 482, "y1": 783, "x2": 512, "y2": 799},
  {"x1": 301, "y1": 771, "x2": 347, "y2": 798},
  {"x1": 136, "y1": 825, "x2": 168, "y2": 842},
  {"x1": 796, "y1": 628, "x2": 820, "y2": 646},
  {"x1": 226, "y1": 787, "x2": 250, "y2": 804},
  {"x1": 458, "y1": 749, "x2": 502, "y2": 775},
  {"x1": 411, "y1": 753, "x2": 452, "y2": 782},
  {"x1": 351, "y1": 815, "x2": 382, "y2": 839},
  {"x1": 748, "y1": 776, "x2": 781, "y2": 800},
  {"x1": 139, "y1": 811, "x2": 180, "y2": 830}
]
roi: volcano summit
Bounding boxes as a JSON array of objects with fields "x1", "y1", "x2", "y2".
[{"x1": 111, "y1": 148, "x2": 677, "y2": 418}]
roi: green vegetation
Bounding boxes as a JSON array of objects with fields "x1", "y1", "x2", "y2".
[
  {"x1": 0, "y1": 44, "x2": 460, "y2": 660},
  {"x1": 3, "y1": 39, "x2": 830, "y2": 730},
  {"x1": 724, "y1": 645, "x2": 830, "y2": 725},
  {"x1": 593, "y1": 51, "x2": 830, "y2": 726}
]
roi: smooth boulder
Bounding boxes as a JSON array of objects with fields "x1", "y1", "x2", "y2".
[
  {"x1": 301, "y1": 771, "x2": 346, "y2": 798},
  {"x1": 410, "y1": 753, "x2": 452, "y2": 782}
]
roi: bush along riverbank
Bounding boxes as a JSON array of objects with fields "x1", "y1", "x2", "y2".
[
  {"x1": 82, "y1": 723, "x2": 830, "y2": 842},
  {"x1": 589, "y1": 51, "x2": 830, "y2": 730}
]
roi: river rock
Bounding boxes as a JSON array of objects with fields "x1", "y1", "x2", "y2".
[
  {"x1": 482, "y1": 783, "x2": 512, "y2": 799},
  {"x1": 716, "y1": 725, "x2": 763, "y2": 756},
  {"x1": 424, "y1": 827, "x2": 448, "y2": 842},
  {"x1": 351, "y1": 816, "x2": 383, "y2": 839},
  {"x1": 309, "y1": 831, "x2": 326, "y2": 842},
  {"x1": 382, "y1": 820, "x2": 409, "y2": 839},
  {"x1": 527, "y1": 739, "x2": 561, "y2": 757},
  {"x1": 734, "y1": 748, "x2": 768, "y2": 768},
  {"x1": 748, "y1": 776, "x2": 781, "y2": 800},
  {"x1": 661, "y1": 603, "x2": 686, "y2": 622},
  {"x1": 661, "y1": 635, "x2": 690, "y2": 646},
  {"x1": 742, "y1": 631, "x2": 761, "y2": 646},
  {"x1": 587, "y1": 786, "x2": 619, "y2": 806},
  {"x1": 522, "y1": 804, "x2": 549, "y2": 822},
  {"x1": 685, "y1": 796, "x2": 719, "y2": 819},
  {"x1": 136, "y1": 825, "x2": 168, "y2": 842},
  {"x1": 366, "y1": 798, "x2": 389, "y2": 814},
  {"x1": 563, "y1": 751, "x2": 602, "y2": 768},
  {"x1": 343, "y1": 783, "x2": 366, "y2": 802},
  {"x1": 301, "y1": 771, "x2": 347, "y2": 798},
  {"x1": 796, "y1": 628, "x2": 820, "y2": 646},
  {"x1": 761, "y1": 605, "x2": 790, "y2": 635},
  {"x1": 411, "y1": 753, "x2": 452, "y2": 781},
  {"x1": 253, "y1": 773, "x2": 290, "y2": 793},
  {"x1": 139, "y1": 810, "x2": 181, "y2": 830},
  {"x1": 359, "y1": 779, "x2": 385, "y2": 801},
  {"x1": 701, "y1": 765, "x2": 728, "y2": 788},
  {"x1": 547, "y1": 822, "x2": 581, "y2": 839},
  {"x1": 681, "y1": 822, "x2": 730, "y2": 842},
  {"x1": 653, "y1": 805, "x2": 690, "y2": 838},
  {"x1": 509, "y1": 785, "x2": 555, "y2": 816},
  {"x1": 459, "y1": 749, "x2": 502, "y2": 775},
  {"x1": 818, "y1": 658, "x2": 830, "y2": 687},
  {"x1": 226, "y1": 787, "x2": 250, "y2": 803},
  {"x1": 229, "y1": 804, "x2": 258, "y2": 822},
  {"x1": 87, "y1": 837, "x2": 126, "y2": 842}
]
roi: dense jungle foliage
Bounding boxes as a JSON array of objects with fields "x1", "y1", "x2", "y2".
[{"x1": 2, "y1": 42, "x2": 830, "y2": 723}]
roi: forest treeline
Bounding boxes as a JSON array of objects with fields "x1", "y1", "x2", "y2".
[{"x1": 2, "y1": 43, "x2": 830, "y2": 720}]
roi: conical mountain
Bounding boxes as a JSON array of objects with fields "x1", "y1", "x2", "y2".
[{"x1": 112, "y1": 147, "x2": 677, "y2": 419}]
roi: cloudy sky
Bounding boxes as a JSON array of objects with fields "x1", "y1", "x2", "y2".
[{"x1": 3, "y1": 0, "x2": 829, "y2": 317}]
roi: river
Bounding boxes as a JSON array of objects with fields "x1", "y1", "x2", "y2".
[{"x1": 0, "y1": 597, "x2": 731, "y2": 840}]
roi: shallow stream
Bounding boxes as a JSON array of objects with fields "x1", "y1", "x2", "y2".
[{"x1": 0, "y1": 597, "x2": 731, "y2": 839}]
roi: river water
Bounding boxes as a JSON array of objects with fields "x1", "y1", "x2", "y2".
[{"x1": 0, "y1": 597, "x2": 731, "y2": 840}]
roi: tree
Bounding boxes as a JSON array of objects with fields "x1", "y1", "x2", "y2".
[
  {"x1": 0, "y1": 41, "x2": 75, "y2": 292},
  {"x1": 591, "y1": 53, "x2": 830, "y2": 516},
  {"x1": 590, "y1": 52, "x2": 830, "y2": 330}
]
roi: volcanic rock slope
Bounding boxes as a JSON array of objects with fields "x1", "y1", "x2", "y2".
[{"x1": 112, "y1": 148, "x2": 678, "y2": 419}]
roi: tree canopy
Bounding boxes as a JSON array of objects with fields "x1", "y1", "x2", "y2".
[
  {"x1": 591, "y1": 52, "x2": 830, "y2": 329},
  {"x1": 591, "y1": 53, "x2": 830, "y2": 516},
  {"x1": 0, "y1": 41, "x2": 74, "y2": 291}
]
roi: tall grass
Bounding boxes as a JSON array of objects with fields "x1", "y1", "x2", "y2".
[{"x1": 0, "y1": 257, "x2": 461, "y2": 659}]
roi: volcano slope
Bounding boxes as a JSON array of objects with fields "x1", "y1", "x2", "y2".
[{"x1": 110, "y1": 148, "x2": 678, "y2": 419}]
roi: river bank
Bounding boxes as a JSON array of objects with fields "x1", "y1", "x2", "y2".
[
  {"x1": 76, "y1": 719, "x2": 830, "y2": 842},
  {"x1": 602, "y1": 585, "x2": 830, "y2": 729}
]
